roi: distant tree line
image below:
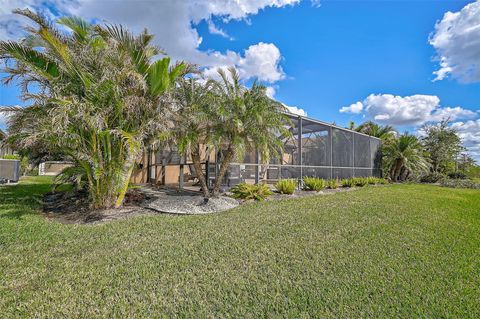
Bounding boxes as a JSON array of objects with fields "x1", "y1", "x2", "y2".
[{"x1": 350, "y1": 120, "x2": 478, "y2": 182}]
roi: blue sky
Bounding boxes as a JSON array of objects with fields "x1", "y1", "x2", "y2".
[{"x1": 1, "y1": 0, "x2": 480, "y2": 158}]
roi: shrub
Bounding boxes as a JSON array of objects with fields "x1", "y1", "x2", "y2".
[
  {"x1": 326, "y1": 179, "x2": 339, "y2": 189},
  {"x1": 341, "y1": 178, "x2": 354, "y2": 188},
  {"x1": 353, "y1": 177, "x2": 368, "y2": 187},
  {"x1": 419, "y1": 172, "x2": 445, "y2": 183},
  {"x1": 275, "y1": 179, "x2": 297, "y2": 195},
  {"x1": 440, "y1": 179, "x2": 480, "y2": 189},
  {"x1": 374, "y1": 178, "x2": 389, "y2": 184},
  {"x1": 447, "y1": 172, "x2": 467, "y2": 180},
  {"x1": 1, "y1": 154, "x2": 20, "y2": 160},
  {"x1": 230, "y1": 182, "x2": 273, "y2": 201},
  {"x1": 366, "y1": 176, "x2": 377, "y2": 185},
  {"x1": 303, "y1": 177, "x2": 325, "y2": 191}
]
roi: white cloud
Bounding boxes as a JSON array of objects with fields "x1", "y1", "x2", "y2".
[
  {"x1": 0, "y1": 0, "x2": 295, "y2": 83},
  {"x1": 340, "y1": 101, "x2": 363, "y2": 114},
  {"x1": 282, "y1": 103, "x2": 307, "y2": 117},
  {"x1": 202, "y1": 42, "x2": 285, "y2": 82},
  {"x1": 451, "y1": 119, "x2": 480, "y2": 161},
  {"x1": 430, "y1": 1, "x2": 480, "y2": 82},
  {"x1": 207, "y1": 19, "x2": 230, "y2": 39},
  {"x1": 342, "y1": 94, "x2": 477, "y2": 126},
  {"x1": 237, "y1": 42, "x2": 284, "y2": 82},
  {"x1": 0, "y1": 106, "x2": 15, "y2": 130},
  {"x1": 265, "y1": 86, "x2": 276, "y2": 98}
]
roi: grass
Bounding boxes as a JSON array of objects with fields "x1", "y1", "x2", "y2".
[{"x1": 1, "y1": 177, "x2": 480, "y2": 318}]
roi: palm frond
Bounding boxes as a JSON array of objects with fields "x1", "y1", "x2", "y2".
[
  {"x1": 0, "y1": 41, "x2": 60, "y2": 79},
  {"x1": 57, "y1": 16, "x2": 91, "y2": 43}
]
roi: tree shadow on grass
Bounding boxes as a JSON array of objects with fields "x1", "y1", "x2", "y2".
[{"x1": 0, "y1": 179, "x2": 53, "y2": 219}]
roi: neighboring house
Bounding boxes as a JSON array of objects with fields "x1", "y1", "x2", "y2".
[
  {"x1": 0, "y1": 129, "x2": 13, "y2": 157},
  {"x1": 132, "y1": 112, "x2": 382, "y2": 188}
]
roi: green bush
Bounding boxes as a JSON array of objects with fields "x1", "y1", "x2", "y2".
[
  {"x1": 275, "y1": 179, "x2": 297, "y2": 195},
  {"x1": 419, "y1": 172, "x2": 445, "y2": 183},
  {"x1": 341, "y1": 178, "x2": 354, "y2": 188},
  {"x1": 374, "y1": 177, "x2": 389, "y2": 184},
  {"x1": 352, "y1": 177, "x2": 368, "y2": 187},
  {"x1": 303, "y1": 177, "x2": 325, "y2": 191},
  {"x1": 440, "y1": 179, "x2": 480, "y2": 189},
  {"x1": 230, "y1": 182, "x2": 273, "y2": 201},
  {"x1": 1, "y1": 154, "x2": 20, "y2": 160},
  {"x1": 326, "y1": 179, "x2": 339, "y2": 189},
  {"x1": 366, "y1": 176, "x2": 377, "y2": 185}
]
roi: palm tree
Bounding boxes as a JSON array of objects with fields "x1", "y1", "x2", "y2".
[
  {"x1": 172, "y1": 77, "x2": 214, "y2": 197},
  {"x1": 0, "y1": 9, "x2": 185, "y2": 208},
  {"x1": 208, "y1": 67, "x2": 290, "y2": 196},
  {"x1": 382, "y1": 133, "x2": 430, "y2": 182},
  {"x1": 356, "y1": 121, "x2": 395, "y2": 140}
]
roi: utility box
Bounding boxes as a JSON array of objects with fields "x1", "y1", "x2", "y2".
[{"x1": 0, "y1": 159, "x2": 21, "y2": 182}]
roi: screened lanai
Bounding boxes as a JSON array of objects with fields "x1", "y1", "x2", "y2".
[{"x1": 137, "y1": 113, "x2": 381, "y2": 189}]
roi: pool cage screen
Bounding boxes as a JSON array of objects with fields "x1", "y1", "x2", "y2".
[{"x1": 146, "y1": 113, "x2": 381, "y2": 188}]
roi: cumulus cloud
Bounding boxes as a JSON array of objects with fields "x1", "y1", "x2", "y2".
[
  {"x1": 265, "y1": 86, "x2": 276, "y2": 98},
  {"x1": 430, "y1": 1, "x2": 480, "y2": 82},
  {"x1": 0, "y1": 106, "x2": 14, "y2": 130},
  {"x1": 0, "y1": 0, "x2": 296, "y2": 83},
  {"x1": 282, "y1": 103, "x2": 307, "y2": 117},
  {"x1": 341, "y1": 94, "x2": 477, "y2": 126},
  {"x1": 202, "y1": 42, "x2": 285, "y2": 82},
  {"x1": 451, "y1": 119, "x2": 480, "y2": 161},
  {"x1": 339, "y1": 101, "x2": 363, "y2": 114}
]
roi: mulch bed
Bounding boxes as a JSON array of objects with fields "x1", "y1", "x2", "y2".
[{"x1": 42, "y1": 189, "x2": 156, "y2": 224}]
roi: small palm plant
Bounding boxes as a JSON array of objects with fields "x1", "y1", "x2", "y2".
[
  {"x1": 326, "y1": 179, "x2": 339, "y2": 189},
  {"x1": 303, "y1": 177, "x2": 326, "y2": 191},
  {"x1": 275, "y1": 179, "x2": 297, "y2": 194},
  {"x1": 230, "y1": 182, "x2": 272, "y2": 201},
  {"x1": 382, "y1": 133, "x2": 430, "y2": 182},
  {"x1": 341, "y1": 178, "x2": 355, "y2": 188}
]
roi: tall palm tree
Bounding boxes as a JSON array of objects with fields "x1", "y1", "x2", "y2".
[
  {"x1": 356, "y1": 121, "x2": 395, "y2": 140},
  {"x1": 0, "y1": 9, "x2": 185, "y2": 208},
  {"x1": 208, "y1": 67, "x2": 290, "y2": 196},
  {"x1": 382, "y1": 133, "x2": 430, "y2": 182},
  {"x1": 173, "y1": 77, "x2": 214, "y2": 197}
]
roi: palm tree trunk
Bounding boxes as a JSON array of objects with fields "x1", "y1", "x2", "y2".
[
  {"x1": 392, "y1": 159, "x2": 403, "y2": 182},
  {"x1": 114, "y1": 154, "x2": 138, "y2": 208},
  {"x1": 191, "y1": 145, "x2": 210, "y2": 197},
  {"x1": 212, "y1": 145, "x2": 235, "y2": 197}
]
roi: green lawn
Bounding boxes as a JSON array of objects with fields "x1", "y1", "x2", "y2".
[{"x1": 1, "y1": 177, "x2": 479, "y2": 318}]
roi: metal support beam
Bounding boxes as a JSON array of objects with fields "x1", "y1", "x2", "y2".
[
  {"x1": 330, "y1": 127, "x2": 333, "y2": 179},
  {"x1": 255, "y1": 150, "x2": 260, "y2": 184},
  {"x1": 179, "y1": 153, "x2": 185, "y2": 189},
  {"x1": 146, "y1": 149, "x2": 151, "y2": 183},
  {"x1": 352, "y1": 132, "x2": 355, "y2": 177},
  {"x1": 298, "y1": 116, "x2": 302, "y2": 178},
  {"x1": 179, "y1": 164, "x2": 184, "y2": 189}
]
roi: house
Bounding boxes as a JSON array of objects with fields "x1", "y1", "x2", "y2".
[{"x1": 131, "y1": 112, "x2": 382, "y2": 188}]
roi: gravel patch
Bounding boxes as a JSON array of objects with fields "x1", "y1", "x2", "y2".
[{"x1": 140, "y1": 186, "x2": 239, "y2": 215}]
